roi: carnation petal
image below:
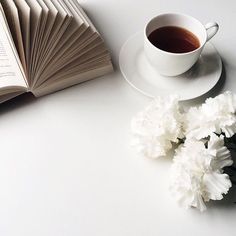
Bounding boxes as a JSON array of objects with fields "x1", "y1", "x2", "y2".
[
  {"x1": 184, "y1": 91, "x2": 236, "y2": 140},
  {"x1": 170, "y1": 136, "x2": 233, "y2": 211},
  {"x1": 131, "y1": 96, "x2": 183, "y2": 158},
  {"x1": 203, "y1": 172, "x2": 232, "y2": 201}
]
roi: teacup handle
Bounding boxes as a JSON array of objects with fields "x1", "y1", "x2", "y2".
[{"x1": 205, "y1": 22, "x2": 219, "y2": 42}]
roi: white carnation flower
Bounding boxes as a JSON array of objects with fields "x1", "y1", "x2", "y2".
[
  {"x1": 184, "y1": 91, "x2": 236, "y2": 140},
  {"x1": 131, "y1": 96, "x2": 183, "y2": 158},
  {"x1": 207, "y1": 133, "x2": 234, "y2": 170},
  {"x1": 170, "y1": 134, "x2": 232, "y2": 211}
]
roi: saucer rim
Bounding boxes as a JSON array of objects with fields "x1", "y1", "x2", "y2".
[{"x1": 119, "y1": 31, "x2": 222, "y2": 101}]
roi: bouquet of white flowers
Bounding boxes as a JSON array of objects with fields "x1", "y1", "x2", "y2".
[{"x1": 131, "y1": 91, "x2": 236, "y2": 211}]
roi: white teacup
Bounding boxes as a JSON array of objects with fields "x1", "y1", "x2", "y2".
[{"x1": 144, "y1": 13, "x2": 219, "y2": 76}]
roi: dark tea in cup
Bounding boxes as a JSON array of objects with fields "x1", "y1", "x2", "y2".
[{"x1": 148, "y1": 26, "x2": 200, "y2": 53}]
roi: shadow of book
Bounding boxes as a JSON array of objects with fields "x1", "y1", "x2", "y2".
[{"x1": 0, "y1": 92, "x2": 36, "y2": 115}]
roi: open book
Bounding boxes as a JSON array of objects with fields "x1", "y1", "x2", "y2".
[{"x1": 0, "y1": 0, "x2": 113, "y2": 103}]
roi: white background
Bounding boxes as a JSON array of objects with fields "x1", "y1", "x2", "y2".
[{"x1": 0, "y1": 0, "x2": 236, "y2": 235}]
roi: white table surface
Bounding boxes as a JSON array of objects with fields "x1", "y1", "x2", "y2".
[{"x1": 0, "y1": 0, "x2": 236, "y2": 235}]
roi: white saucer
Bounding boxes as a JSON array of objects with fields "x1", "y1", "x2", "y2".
[{"x1": 119, "y1": 31, "x2": 222, "y2": 101}]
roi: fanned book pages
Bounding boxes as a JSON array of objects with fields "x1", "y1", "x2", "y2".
[{"x1": 0, "y1": 0, "x2": 113, "y2": 103}]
